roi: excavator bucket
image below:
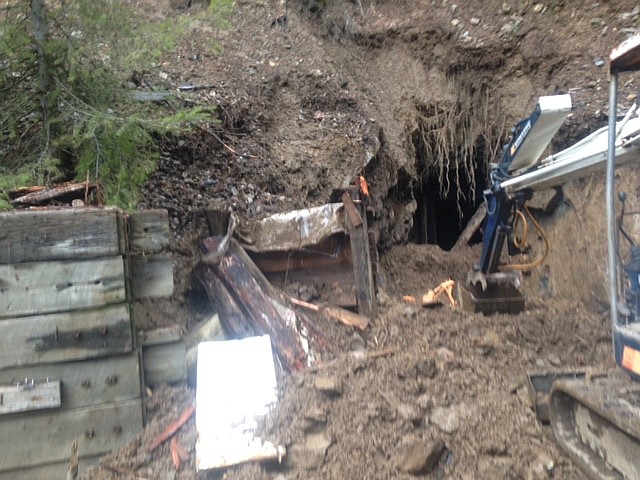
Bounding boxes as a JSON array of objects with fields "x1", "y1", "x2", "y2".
[{"x1": 458, "y1": 276, "x2": 525, "y2": 315}]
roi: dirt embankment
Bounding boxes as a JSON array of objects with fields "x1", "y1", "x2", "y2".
[{"x1": 85, "y1": 1, "x2": 640, "y2": 479}]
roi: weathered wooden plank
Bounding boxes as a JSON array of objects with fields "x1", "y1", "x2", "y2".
[
  {"x1": 0, "y1": 398, "x2": 143, "y2": 472},
  {"x1": 343, "y1": 193, "x2": 376, "y2": 320},
  {"x1": 143, "y1": 340, "x2": 187, "y2": 386},
  {"x1": 452, "y1": 202, "x2": 486, "y2": 251},
  {"x1": 0, "y1": 208, "x2": 119, "y2": 264},
  {"x1": 342, "y1": 192, "x2": 363, "y2": 228},
  {"x1": 0, "y1": 380, "x2": 60, "y2": 415},
  {"x1": 140, "y1": 325, "x2": 182, "y2": 346},
  {"x1": 130, "y1": 253, "x2": 174, "y2": 299},
  {"x1": 0, "y1": 257, "x2": 126, "y2": 319},
  {"x1": 0, "y1": 305, "x2": 132, "y2": 369},
  {"x1": 0, "y1": 454, "x2": 101, "y2": 480},
  {"x1": 127, "y1": 210, "x2": 171, "y2": 254},
  {"x1": 0, "y1": 354, "x2": 141, "y2": 410}
]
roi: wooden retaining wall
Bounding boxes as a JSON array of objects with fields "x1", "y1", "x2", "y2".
[{"x1": 0, "y1": 207, "x2": 173, "y2": 479}]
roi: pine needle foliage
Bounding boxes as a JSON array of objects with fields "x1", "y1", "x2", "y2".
[{"x1": 0, "y1": 1, "x2": 211, "y2": 209}]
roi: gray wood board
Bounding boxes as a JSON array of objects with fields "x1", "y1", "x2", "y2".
[
  {"x1": 0, "y1": 454, "x2": 101, "y2": 480},
  {"x1": 143, "y1": 340, "x2": 187, "y2": 385},
  {"x1": 0, "y1": 257, "x2": 126, "y2": 319},
  {"x1": 0, "y1": 380, "x2": 61, "y2": 415},
  {"x1": 0, "y1": 208, "x2": 120, "y2": 264},
  {"x1": 127, "y1": 210, "x2": 171, "y2": 254},
  {"x1": 0, "y1": 304, "x2": 132, "y2": 369},
  {"x1": 130, "y1": 253, "x2": 174, "y2": 299},
  {"x1": 344, "y1": 194, "x2": 376, "y2": 320},
  {"x1": 140, "y1": 325, "x2": 182, "y2": 346},
  {"x1": 0, "y1": 398, "x2": 142, "y2": 472},
  {"x1": 0, "y1": 354, "x2": 141, "y2": 410}
]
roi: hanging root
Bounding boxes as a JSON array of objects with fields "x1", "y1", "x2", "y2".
[{"x1": 412, "y1": 73, "x2": 505, "y2": 219}]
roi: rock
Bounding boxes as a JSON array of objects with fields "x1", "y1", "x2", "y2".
[
  {"x1": 547, "y1": 353, "x2": 561, "y2": 367},
  {"x1": 535, "y1": 358, "x2": 545, "y2": 368},
  {"x1": 302, "y1": 406, "x2": 328, "y2": 432},
  {"x1": 398, "y1": 402, "x2": 422, "y2": 423},
  {"x1": 594, "y1": 58, "x2": 605, "y2": 67},
  {"x1": 416, "y1": 393, "x2": 434, "y2": 410},
  {"x1": 476, "y1": 331, "x2": 501, "y2": 355},
  {"x1": 395, "y1": 438, "x2": 446, "y2": 475},
  {"x1": 436, "y1": 347, "x2": 455, "y2": 362},
  {"x1": 415, "y1": 357, "x2": 438, "y2": 379},
  {"x1": 470, "y1": 17, "x2": 480, "y2": 25},
  {"x1": 451, "y1": 19, "x2": 461, "y2": 27},
  {"x1": 536, "y1": 449, "x2": 554, "y2": 472},
  {"x1": 629, "y1": 93, "x2": 638, "y2": 101},
  {"x1": 289, "y1": 432, "x2": 333, "y2": 470},
  {"x1": 350, "y1": 332, "x2": 366, "y2": 351},
  {"x1": 619, "y1": 6, "x2": 640, "y2": 22},
  {"x1": 533, "y1": 3, "x2": 544, "y2": 13},
  {"x1": 430, "y1": 405, "x2": 460, "y2": 434},
  {"x1": 314, "y1": 376, "x2": 343, "y2": 396},
  {"x1": 501, "y1": 2, "x2": 511, "y2": 14},
  {"x1": 500, "y1": 23, "x2": 514, "y2": 36}
]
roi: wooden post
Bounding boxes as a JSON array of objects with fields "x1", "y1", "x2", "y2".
[{"x1": 342, "y1": 192, "x2": 376, "y2": 320}]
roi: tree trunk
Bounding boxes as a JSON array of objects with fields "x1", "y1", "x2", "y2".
[{"x1": 30, "y1": 0, "x2": 50, "y2": 180}]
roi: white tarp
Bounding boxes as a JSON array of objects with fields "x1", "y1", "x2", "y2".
[{"x1": 195, "y1": 335, "x2": 285, "y2": 470}]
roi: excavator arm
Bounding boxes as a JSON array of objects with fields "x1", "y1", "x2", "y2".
[{"x1": 464, "y1": 90, "x2": 640, "y2": 314}]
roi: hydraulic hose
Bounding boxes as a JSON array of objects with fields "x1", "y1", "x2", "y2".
[{"x1": 502, "y1": 205, "x2": 549, "y2": 271}]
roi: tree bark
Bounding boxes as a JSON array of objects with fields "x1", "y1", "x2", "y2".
[{"x1": 30, "y1": 0, "x2": 50, "y2": 180}]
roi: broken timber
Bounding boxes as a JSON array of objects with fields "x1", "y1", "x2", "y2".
[
  {"x1": 0, "y1": 206, "x2": 174, "y2": 479},
  {"x1": 342, "y1": 191, "x2": 376, "y2": 320},
  {"x1": 199, "y1": 237, "x2": 307, "y2": 371},
  {"x1": 221, "y1": 196, "x2": 378, "y2": 314}
]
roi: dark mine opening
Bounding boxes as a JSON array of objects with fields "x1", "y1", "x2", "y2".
[{"x1": 410, "y1": 139, "x2": 489, "y2": 251}]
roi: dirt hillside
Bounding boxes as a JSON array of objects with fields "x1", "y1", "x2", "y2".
[{"x1": 84, "y1": 1, "x2": 640, "y2": 479}]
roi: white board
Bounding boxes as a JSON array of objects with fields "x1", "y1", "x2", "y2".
[{"x1": 195, "y1": 335, "x2": 284, "y2": 471}]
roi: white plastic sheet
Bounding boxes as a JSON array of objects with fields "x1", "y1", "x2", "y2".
[{"x1": 195, "y1": 335, "x2": 285, "y2": 470}]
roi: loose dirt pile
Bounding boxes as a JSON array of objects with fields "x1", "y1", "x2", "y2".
[{"x1": 84, "y1": 0, "x2": 640, "y2": 479}]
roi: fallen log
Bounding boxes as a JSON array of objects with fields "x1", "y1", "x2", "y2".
[
  {"x1": 199, "y1": 237, "x2": 307, "y2": 372},
  {"x1": 10, "y1": 181, "x2": 96, "y2": 206},
  {"x1": 197, "y1": 265, "x2": 256, "y2": 339}
]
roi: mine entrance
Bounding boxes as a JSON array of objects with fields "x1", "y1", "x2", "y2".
[
  {"x1": 409, "y1": 110, "x2": 491, "y2": 250},
  {"x1": 412, "y1": 159, "x2": 488, "y2": 250}
]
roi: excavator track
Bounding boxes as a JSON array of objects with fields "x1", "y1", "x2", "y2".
[{"x1": 548, "y1": 375, "x2": 640, "y2": 479}]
